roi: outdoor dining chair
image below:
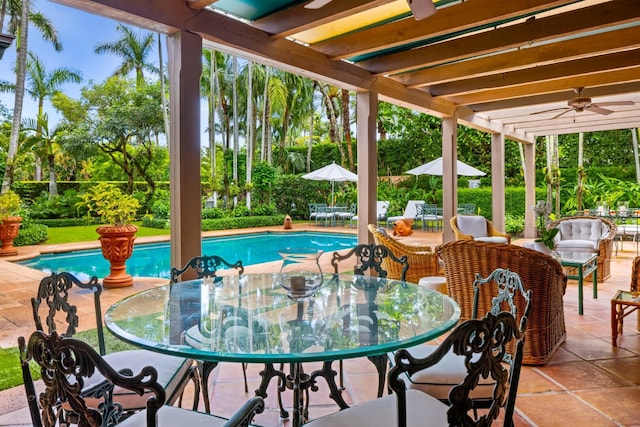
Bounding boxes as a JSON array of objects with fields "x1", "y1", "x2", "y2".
[
  {"x1": 31, "y1": 272, "x2": 199, "y2": 421},
  {"x1": 330, "y1": 243, "x2": 409, "y2": 395},
  {"x1": 19, "y1": 329, "x2": 265, "y2": 427},
  {"x1": 170, "y1": 254, "x2": 245, "y2": 413},
  {"x1": 392, "y1": 268, "x2": 531, "y2": 422},
  {"x1": 304, "y1": 307, "x2": 528, "y2": 427}
]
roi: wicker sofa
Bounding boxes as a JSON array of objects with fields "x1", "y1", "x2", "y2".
[
  {"x1": 548, "y1": 216, "x2": 616, "y2": 282},
  {"x1": 437, "y1": 240, "x2": 567, "y2": 365},
  {"x1": 367, "y1": 224, "x2": 442, "y2": 283}
]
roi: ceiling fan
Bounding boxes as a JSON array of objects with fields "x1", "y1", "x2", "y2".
[
  {"x1": 531, "y1": 87, "x2": 635, "y2": 120},
  {"x1": 305, "y1": 0, "x2": 436, "y2": 20}
]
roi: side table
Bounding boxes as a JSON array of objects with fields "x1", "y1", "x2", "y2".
[{"x1": 610, "y1": 290, "x2": 640, "y2": 347}]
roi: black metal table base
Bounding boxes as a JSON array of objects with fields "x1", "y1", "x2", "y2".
[{"x1": 256, "y1": 361, "x2": 349, "y2": 427}]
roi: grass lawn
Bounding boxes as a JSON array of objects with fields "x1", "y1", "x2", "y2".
[{"x1": 44, "y1": 222, "x2": 170, "y2": 245}]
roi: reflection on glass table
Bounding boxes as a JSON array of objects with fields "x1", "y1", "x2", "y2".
[{"x1": 105, "y1": 273, "x2": 460, "y2": 427}]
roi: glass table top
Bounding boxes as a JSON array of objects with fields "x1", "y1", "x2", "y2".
[
  {"x1": 557, "y1": 251, "x2": 598, "y2": 264},
  {"x1": 105, "y1": 273, "x2": 460, "y2": 363}
]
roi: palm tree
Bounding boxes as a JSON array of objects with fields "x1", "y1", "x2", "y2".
[
  {"x1": 19, "y1": 52, "x2": 80, "y2": 183},
  {"x1": 94, "y1": 24, "x2": 158, "y2": 88},
  {"x1": 23, "y1": 113, "x2": 63, "y2": 198},
  {"x1": 1, "y1": 0, "x2": 62, "y2": 193}
]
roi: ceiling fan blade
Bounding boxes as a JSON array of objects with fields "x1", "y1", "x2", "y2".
[
  {"x1": 304, "y1": 0, "x2": 333, "y2": 9},
  {"x1": 530, "y1": 107, "x2": 570, "y2": 116},
  {"x1": 551, "y1": 109, "x2": 573, "y2": 120},
  {"x1": 586, "y1": 105, "x2": 613, "y2": 115},
  {"x1": 407, "y1": 0, "x2": 437, "y2": 20},
  {"x1": 591, "y1": 101, "x2": 635, "y2": 107}
]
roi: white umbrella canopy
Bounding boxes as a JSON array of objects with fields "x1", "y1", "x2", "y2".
[
  {"x1": 406, "y1": 157, "x2": 486, "y2": 177},
  {"x1": 302, "y1": 161, "x2": 357, "y2": 206}
]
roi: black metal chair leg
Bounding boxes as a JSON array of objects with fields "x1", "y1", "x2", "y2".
[
  {"x1": 242, "y1": 362, "x2": 249, "y2": 393},
  {"x1": 199, "y1": 360, "x2": 219, "y2": 414}
]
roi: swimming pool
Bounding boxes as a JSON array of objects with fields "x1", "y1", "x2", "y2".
[{"x1": 19, "y1": 231, "x2": 357, "y2": 281}]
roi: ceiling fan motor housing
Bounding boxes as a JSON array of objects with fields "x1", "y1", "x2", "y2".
[{"x1": 569, "y1": 96, "x2": 591, "y2": 111}]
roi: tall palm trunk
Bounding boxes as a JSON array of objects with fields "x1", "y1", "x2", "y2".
[
  {"x1": 232, "y1": 55, "x2": 238, "y2": 207},
  {"x1": 341, "y1": 89, "x2": 354, "y2": 171},
  {"x1": 158, "y1": 34, "x2": 170, "y2": 148},
  {"x1": 2, "y1": 0, "x2": 29, "y2": 193},
  {"x1": 209, "y1": 48, "x2": 218, "y2": 206},
  {"x1": 261, "y1": 66, "x2": 271, "y2": 164},
  {"x1": 246, "y1": 61, "x2": 253, "y2": 210}
]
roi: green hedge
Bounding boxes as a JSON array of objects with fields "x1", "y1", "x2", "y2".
[
  {"x1": 201, "y1": 215, "x2": 286, "y2": 231},
  {"x1": 15, "y1": 224, "x2": 48, "y2": 246},
  {"x1": 32, "y1": 218, "x2": 93, "y2": 227}
]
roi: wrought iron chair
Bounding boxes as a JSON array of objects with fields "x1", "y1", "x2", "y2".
[
  {"x1": 170, "y1": 254, "x2": 246, "y2": 414},
  {"x1": 31, "y1": 272, "x2": 199, "y2": 420},
  {"x1": 19, "y1": 330, "x2": 265, "y2": 427},
  {"x1": 397, "y1": 268, "x2": 532, "y2": 421},
  {"x1": 304, "y1": 307, "x2": 529, "y2": 427},
  {"x1": 330, "y1": 243, "x2": 409, "y2": 396}
]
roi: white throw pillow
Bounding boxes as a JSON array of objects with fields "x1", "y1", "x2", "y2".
[{"x1": 456, "y1": 215, "x2": 488, "y2": 238}]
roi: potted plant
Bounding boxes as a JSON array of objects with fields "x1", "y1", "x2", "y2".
[
  {"x1": 0, "y1": 190, "x2": 22, "y2": 256},
  {"x1": 80, "y1": 183, "x2": 140, "y2": 288},
  {"x1": 531, "y1": 200, "x2": 560, "y2": 257}
]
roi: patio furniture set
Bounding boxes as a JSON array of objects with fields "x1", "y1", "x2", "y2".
[{"x1": 17, "y1": 209, "x2": 636, "y2": 427}]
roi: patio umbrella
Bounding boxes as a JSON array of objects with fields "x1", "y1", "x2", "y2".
[
  {"x1": 406, "y1": 157, "x2": 486, "y2": 177},
  {"x1": 302, "y1": 161, "x2": 357, "y2": 206}
]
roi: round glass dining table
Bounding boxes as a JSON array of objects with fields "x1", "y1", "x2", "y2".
[{"x1": 105, "y1": 273, "x2": 460, "y2": 427}]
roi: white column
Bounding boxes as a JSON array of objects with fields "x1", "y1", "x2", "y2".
[
  {"x1": 523, "y1": 142, "x2": 537, "y2": 238},
  {"x1": 168, "y1": 30, "x2": 203, "y2": 272},
  {"x1": 491, "y1": 133, "x2": 505, "y2": 232},
  {"x1": 356, "y1": 91, "x2": 378, "y2": 244},
  {"x1": 441, "y1": 117, "x2": 458, "y2": 243}
]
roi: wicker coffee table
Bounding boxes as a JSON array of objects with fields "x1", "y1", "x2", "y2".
[{"x1": 611, "y1": 290, "x2": 640, "y2": 347}]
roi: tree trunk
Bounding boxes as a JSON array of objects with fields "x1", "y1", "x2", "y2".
[
  {"x1": 246, "y1": 61, "x2": 253, "y2": 210},
  {"x1": 2, "y1": 0, "x2": 29, "y2": 193},
  {"x1": 341, "y1": 89, "x2": 354, "y2": 171},
  {"x1": 158, "y1": 34, "x2": 170, "y2": 148},
  {"x1": 633, "y1": 128, "x2": 640, "y2": 184},
  {"x1": 232, "y1": 55, "x2": 238, "y2": 208},
  {"x1": 48, "y1": 153, "x2": 58, "y2": 199}
]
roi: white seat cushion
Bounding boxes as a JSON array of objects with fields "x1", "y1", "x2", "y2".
[
  {"x1": 84, "y1": 350, "x2": 193, "y2": 410},
  {"x1": 456, "y1": 215, "x2": 487, "y2": 238},
  {"x1": 400, "y1": 345, "x2": 497, "y2": 401},
  {"x1": 118, "y1": 404, "x2": 242, "y2": 427},
  {"x1": 554, "y1": 239, "x2": 597, "y2": 252},
  {"x1": 304, "y1": 389, "x2": 447, "y2": 427},
  {"x1": 475, "y1": 236, "x2": 508, "y2": 244}
]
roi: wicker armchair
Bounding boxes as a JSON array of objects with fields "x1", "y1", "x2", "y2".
[
  {"x1": 368, "y1": 224, "x2": 442, "y2": 283},
  {"x1": 548, "y1": 215, "x2": 616, "y2": 282},
  {"x1": 437, "y1": 240, "x2": 568, "y2": 365},
  {"x1": 450, "y1": 215, "x2": 511, "y2": 243}
]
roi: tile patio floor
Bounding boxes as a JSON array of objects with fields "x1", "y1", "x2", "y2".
[{"x1": 0, "y1": 225, "x2": 639, "y2": 426}]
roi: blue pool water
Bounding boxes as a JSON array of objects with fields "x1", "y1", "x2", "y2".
[{"x1": 19, "y1": 231, "x2": 357, "y2": 281}]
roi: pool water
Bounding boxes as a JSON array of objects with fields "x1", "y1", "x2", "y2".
[{"x1": 19, "y1": 231, "x2": 357, "y2": 281}]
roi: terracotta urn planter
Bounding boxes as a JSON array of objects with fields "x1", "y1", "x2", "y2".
[
  {"x1": 97, "y1": 224, "x2": 138, "y2": 288},
  {"x1": 0, "y1": 216, "x2": 22, "y2": 256}
]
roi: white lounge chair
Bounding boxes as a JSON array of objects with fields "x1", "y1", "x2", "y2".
[
  {"x1": 386, "y1": 200, "x2": 425, "y2": 227},
  {"x1": 349, "y1": 201, "x2": 390, "y2": 227}
]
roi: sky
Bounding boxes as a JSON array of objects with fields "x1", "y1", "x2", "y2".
[{"x1": 0, "y1": 0, "x2": 173, "y2": 134}]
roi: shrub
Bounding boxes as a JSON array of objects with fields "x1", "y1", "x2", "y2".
[
  {"x1": 31, "y1": 218, "x2": 92, "y2": 227},
  {"x1": 202, "y1": 207, "x2": 225, "y2": 219},
  {"x1": 253, "y1": 204, "x2": 278, "y2": 216},
  {"x1": 79, "y1": 183, "x2": 140, "y2": 226},
  {"x1": 151, "y1": 199, "x2": 170, "y2": 219},
  {"x1": 201, "y1": 215, "x2": 285, "y2": 231},
  {"x1": 231, "y1": 206, "x2": 250, "y2": 217},
  {"x1": 14, "y1": 224, "x2": 48, "y2": 246},
  {"x1": 504, "y1": 214, "x2": 524, "y2": 236},
  {"x1": 141, "y1": 215, "x2": 169, "y2": 229}
]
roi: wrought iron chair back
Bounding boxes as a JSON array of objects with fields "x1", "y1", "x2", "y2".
[
  {"x1": 20, "y1": 330, "x2": 164, "y2": 427},
  {"x1": 19, "y1": 330, "x2": 265, "y2": 427},
  {"x1": 331, "y1": 243, "x2": 409, "y2": 281},
  {"x1": 30, "y1": 272, "x2": 198, "y2": 418},
  {"x1": 170, "y1": 254, "x2": 246, "y2": 412},
  {"x1": 169, "y1": 255, "x2": 244, "y2": 283},
  {"x1": 389, "y1": 308, "x2": 530, "y2": 427}
]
